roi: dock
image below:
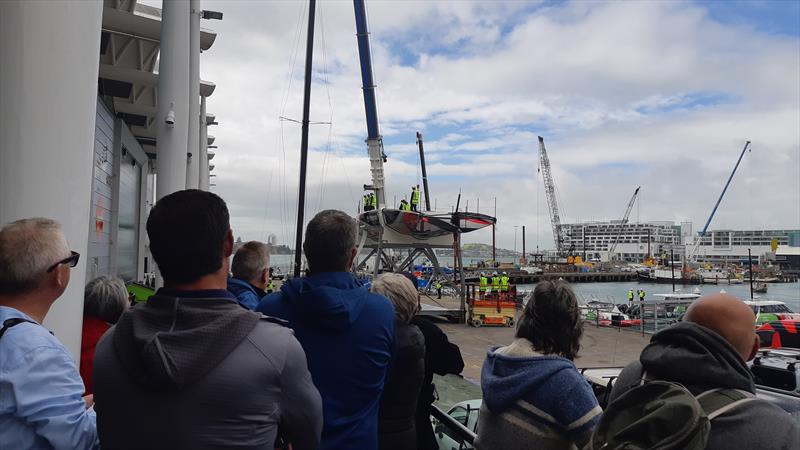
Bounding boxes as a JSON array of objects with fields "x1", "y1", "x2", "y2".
[{"x1": 464, "y1": 270, "x2": 638, "y2": 284}]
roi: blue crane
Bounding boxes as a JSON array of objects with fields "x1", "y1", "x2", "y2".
[
  {"x1": 353, "y1": 0, "x2": 387, "y2": 208},
  {"x1": 689, "y1": 140, "x2": 752, "y2": 259}
]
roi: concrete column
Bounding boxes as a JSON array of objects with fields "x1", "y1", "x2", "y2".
[
  {"x1": 186, "y1": 0, "x2": 201, "y2": 189},
  {"x1": 156, "y1": 0, "x2": 190, "y2": 200},
  {"x1": 199, "y1": 96, "x2": 210, "y2": 190},
  {"x1": 0, "y1": 0, "x2": 103, "y2": 359}
]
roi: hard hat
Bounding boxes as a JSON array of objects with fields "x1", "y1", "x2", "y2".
[
  {"x1": 493, "y1": 271, "x2": 498, "y2": 276},
  {"x1": 503, "y1": 272, "x2": 507, "y2": 275}
]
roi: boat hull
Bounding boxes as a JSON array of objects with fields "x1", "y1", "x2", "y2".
[{"x1": 637, "y1": 273, "x2": 702, "y2": 285}]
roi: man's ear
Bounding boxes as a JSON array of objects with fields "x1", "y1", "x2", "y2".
[
  {"x1": 261, "y1": 267, "x2": 269, "y2": 285},
  {"x1": 747, "y1": 335, "x2": 760, "y2": 361},
  {"x1": 223, "y1": 229, "x2": 234, "y2": 258},
  {"x1": 346, "y1": 247, "x2": 357, "y2": 270}
]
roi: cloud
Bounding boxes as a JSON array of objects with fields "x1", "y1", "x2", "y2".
[{"x1": 185, "y1": 0, "x2": 799, "y2": 251}]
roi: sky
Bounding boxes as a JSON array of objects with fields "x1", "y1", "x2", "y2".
[{"x1": 162, "y1": 0, "x2": 800, "y2": 250}]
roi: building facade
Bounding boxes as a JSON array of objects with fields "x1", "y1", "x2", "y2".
[
  {"x1": 691, "y1": 229, "x2": 800, "y2": 265},
  {"x1": 560, "y1": 221, "x2": 681, "y2": 262}
]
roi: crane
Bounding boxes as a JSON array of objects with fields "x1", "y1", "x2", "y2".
[
  {"x1": 688, "y1": 140, "x2": 752, "y2": 260},
  {"x1": 538, "y1": 136, "x2": 566, "y2": 254},
  {"x1": 353, "y1": 0, "x2": 386, "y2": 208},
  {"x1": 606, "y1": 186, "x2": 641, "y2": 262}
]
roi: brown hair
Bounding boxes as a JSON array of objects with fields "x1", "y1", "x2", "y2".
[{"x1": 516, "y1": 279, "x2": 583, "y2": 360}]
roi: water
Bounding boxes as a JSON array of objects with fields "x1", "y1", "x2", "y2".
[{"x1": 517, "y1": 281, "x2": 800, "y2": 311}]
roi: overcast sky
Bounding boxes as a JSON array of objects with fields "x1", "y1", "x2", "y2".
[{"x1": 167, "y1": 0, "x2": 799, "y2": 250}]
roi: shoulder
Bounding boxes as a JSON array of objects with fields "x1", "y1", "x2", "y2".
[
  {"x1": 608, "y1": 360, "x2": 644, "y2": 402},
  {"x1": 0, "y1": 320, "x2": 70, "y2": 371},
  {"x1": 245, "y1": 316, "x2": 303, "y2": 367},
  {"x1": 256, "y1": 291, "x2": 288, "y2": 315},
  {"x1": 364, "y1": 291, "x2": 395, "y2": 316}
]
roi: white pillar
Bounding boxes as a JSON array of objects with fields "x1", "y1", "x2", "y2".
[
  {"x1": 0, "y1": 0, "x2": 103, "y2": 359},
  {"x1": 185, "y1": 0, "x2": 201, "y2": 189},
  {"x1": 199, "y1": 96, "x2": 210, "y2": 190},
  {"x1": 156, "y1": 0, "x2": 190, "y2": 200}
]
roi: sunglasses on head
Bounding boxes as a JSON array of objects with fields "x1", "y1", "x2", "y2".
[{"x1": 47, "y1": 251, "x2": 80, "y2": 272}]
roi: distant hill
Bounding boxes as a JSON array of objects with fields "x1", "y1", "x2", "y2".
[{"x1": 458, "y1": 242, "x2": 517, "y2": 256}]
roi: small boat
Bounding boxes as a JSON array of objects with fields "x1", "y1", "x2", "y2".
[
  {"x1": 581, "y1": 301, "x2": 641, "y2": 327},
  {"x1": 637, "y1": 268, "x2": 702, "y2": 285},
  {"x1": 744, "y1": 300, "x2": 800, "y2": 325},
  {"x1": 753, "y1": 282, "x2": 768, "y2": 294},
  {"x1": 360, "y1": 209, "x2": 459, "y2": 240}
]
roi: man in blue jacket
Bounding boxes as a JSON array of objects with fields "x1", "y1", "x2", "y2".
[
  {"x1": 258, "y1": 210, "x2": 395, "y2": 450},
  {"x1": 227, "y1": 240, "x2": 271, "y2": 310}
]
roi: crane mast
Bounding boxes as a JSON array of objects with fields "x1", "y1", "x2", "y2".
[
  {"x1": 688, "y1": 140, "x2": 751, "y2": 260},
  {"x1": 538, "y1": 136, "x2": 565, "y2": 254},
  {"x1": 353, "y1": 0, "x2": 386, "y2": 208},
  {"x1": 607, "y1": 186, "x2": 641, "y2": 261}
]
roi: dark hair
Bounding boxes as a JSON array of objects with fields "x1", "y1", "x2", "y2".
[
  {"x1": 303, "y1": 210, "x2": 356, "y2": 273},
  {"x1": 146, "y1": 189, "x2": 230, "y2": 284},
  {"x1": 516, "y1": 279, "x2": 583, "y2": 360}
]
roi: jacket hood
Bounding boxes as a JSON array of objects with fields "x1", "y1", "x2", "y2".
[
  {"x1": 481, "y1": 338, "x2": 578, "y2": 412},
  {"x1": 278, "y1": 272, "x2": 369, "y2": 332},
  {"x1": 640, "y1": 321, "x2": 755, "y2": 393},
  {"x1": 112, "y1": 290, "x2": 261, "y2": 390}
]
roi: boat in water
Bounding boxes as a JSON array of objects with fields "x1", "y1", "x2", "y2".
[{"x1": 637, "y1": 267, "x2": 702, "y2": 285}]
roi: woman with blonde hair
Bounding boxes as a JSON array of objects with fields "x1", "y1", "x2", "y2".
[{"x1": 371, "y1": 273, "x2": 425, "y2": 450}]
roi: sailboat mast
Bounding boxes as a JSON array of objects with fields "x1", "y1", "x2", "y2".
[
  {"x1": 416, "y1": 131, "x2": 432, "y2": 211},
  {"x1": 293, "y1": 0, "x2": 316, "y2": 278}
]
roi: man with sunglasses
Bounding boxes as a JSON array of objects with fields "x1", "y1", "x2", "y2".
[{"x1": 0, "y1": 218, "x2": 98, "y2": 450}]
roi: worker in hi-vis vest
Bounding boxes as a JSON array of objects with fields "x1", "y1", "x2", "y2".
[
  {"x1": 627, "y1": 289, "x2": 634, "y2": 303},
  {"x1": 410, "y1": 185, "x2": 420, "y2": 212},
  {"x1": 638, "y1": 289, "x2": 645, "y2": 302},
  {"x1": 500, "y1": 273, "x2": 510, "y2": 292},
  {"x1": 491, "y1": 272, "x2": 500, "y2": 294},
  {"x1": 479, "y1": 273, "x2": 488, "y2": 298},
  {"x1": 399, "y1": 199, "x2": 410, "y2": 211},
  {"x1": 363, "y1": 194, "x2": 371, "y2": 212},
  {"x1": 369, "y1": 193, "x2": 377, "y2": 210},
  {"x1": 435, "y1": 280, "x2": 442, "y2": 299}
]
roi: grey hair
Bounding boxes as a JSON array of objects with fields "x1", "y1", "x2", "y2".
[
  {"x1": 0, "y1": 218, "x2": 70, "y2": 295},
  {"x1": 372, "y1": 273, "x2": 419, "y2": 323},
  {"x1": 83, "y1": 276, "x2": 129, "y2": 324},
  {"x1": 303, "y1": 210, "x2": 357, "y2": 273},
  {"x1": 231, "y1": 241, "x2": 270, "y2": 283}
]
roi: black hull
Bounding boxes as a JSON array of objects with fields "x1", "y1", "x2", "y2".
[{"x1": 637, "y1": 273, "x2": 702, "y2": 285}]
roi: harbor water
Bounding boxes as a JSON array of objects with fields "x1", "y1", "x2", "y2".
[{"x1": 518, "y1": 281, "x2": 800, "y2": 311}]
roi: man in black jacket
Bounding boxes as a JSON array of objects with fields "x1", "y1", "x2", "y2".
[
  {"x1": 94, "y1": 190, "x2": 322, "y2": 450},
  {"x1": 610, "y1": 294, "x2": 799, "y2": 450}
]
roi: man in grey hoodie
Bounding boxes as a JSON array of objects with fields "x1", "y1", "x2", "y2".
[
  {"x1": 610, "y1": 293, "x2": 799, "y2": 450},
  {"x1": 93, "y1": 190, "x2": 322, "y2": 450}
]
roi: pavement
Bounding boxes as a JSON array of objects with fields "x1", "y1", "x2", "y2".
[{"x1": 438, "y1": 320, "x2": 652, "y2": 382}]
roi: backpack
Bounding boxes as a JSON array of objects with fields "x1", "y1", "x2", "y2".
[{"x1": 592, "y1": 374, "x2": 756, "y2": 450}]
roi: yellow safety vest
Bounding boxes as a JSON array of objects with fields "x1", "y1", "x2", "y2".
[
  {"x1": 411, "y1": 189, "x2": 420, "y2": 205},
  {"x1": 479, "y1": 277, "x2": 488, "y2": 291},
  {"x1": 492, "y1": 276, "x2": 500, "y2": 288},
  {"x1": 500, "y1": 276, "x2": 509, "y2": 291},
  {"x1": 628, "y1": 290, "x2": 634, "y2": 301}
]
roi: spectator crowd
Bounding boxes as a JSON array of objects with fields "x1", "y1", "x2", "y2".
[{"x1": 1, "y1": 189, "x2": 798, "y2": 450}]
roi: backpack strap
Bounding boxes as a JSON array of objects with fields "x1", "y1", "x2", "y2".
[
  {"x1": 697, "y1": 388, "x2": 756, "y2": 420},
  {"x1": 0, "y1": 317, "x2": 37, "y2": 340}
]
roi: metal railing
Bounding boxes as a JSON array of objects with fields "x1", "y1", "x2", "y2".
[{"x1": 431, "y1": 404, "x2": 477, "y2": 447}]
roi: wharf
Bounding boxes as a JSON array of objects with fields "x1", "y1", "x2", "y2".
[
  {"x1": 464, "y1": 271, "x2": 638, "y2": 284},
  {"x1": 438, "y1": 319, "x2": 649, "y2": 382}
]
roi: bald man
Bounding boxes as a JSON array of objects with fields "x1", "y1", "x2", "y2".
[{"x1": 609, "y1": 294, "x2": 799, "y2": 449}]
